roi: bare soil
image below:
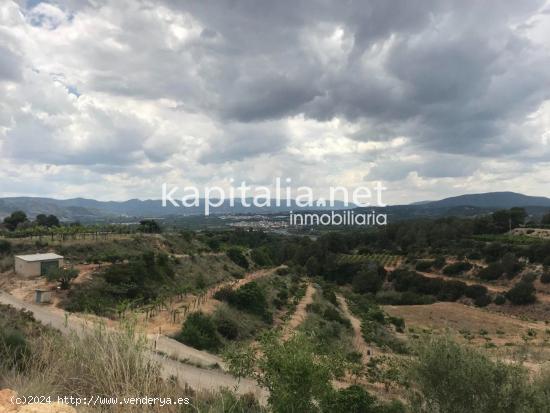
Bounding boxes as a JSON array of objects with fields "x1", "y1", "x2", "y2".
[
  {"x1": 336, "y1": 294, "x2": 373, "y2": 363},
  {"x1": 281, "y1": 283, "x2": 315, "y2": 340},
  {"x1": 383, "y1": 302, "x2": 549, "y2": 347}
]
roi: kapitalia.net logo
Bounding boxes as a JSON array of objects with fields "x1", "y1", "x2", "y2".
[{"x1": 161, "y1": 178, "x2": 388, "y2": 226}]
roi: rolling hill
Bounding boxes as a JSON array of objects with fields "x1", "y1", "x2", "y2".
[
  {"x1": 0, "y1": 196, "x2": 351, "y2": 221},
  {"x1": 2, "y1": 191, "x2": 550, "y2": 222},
  {"x1": 420, "y1": 192, "x2": 550, "y2": 209}
]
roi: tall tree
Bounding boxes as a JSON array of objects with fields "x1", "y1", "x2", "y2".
[
  {"x1": 138, "y1": 219, "x2": 161, "y2": 233},
  {"x1": 3, "y1": 211, "x2": 28, "y2": 231},
  {"x1": 36, "y1": 214, "x2": 60, "y2": 227},
  {"x1": 510, "y1": 207, "x2": 527, "y2": 228}
]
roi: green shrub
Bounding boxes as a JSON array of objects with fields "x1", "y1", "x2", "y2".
[
  {"x1": 227, "y1": 248, "x2": 249, "y2": 269},
  {"x1": 322, "y1": 306, "x2": 351, "y2": 328},
  {"x1": 432, "y1": 256, "x2": 446, "y2": 269},
  {"x1": 442, "y1": 262, "x2": 472, "y2": 276},
  {"x1": 466, "y1": 251, "x2": 482, "y2": 260},
  {"x1": 501, "y1": 252, "x2": 523, "y2": 279},
  {"x1": 251, "y1": 248, "x2": 272, "y2": 267},
  {"x1": 222, "y1": 282, "x2": 272, "y2": 323},
  {"x1": 276, "y1": 267, "x2": 289, "y2": 276},
  {"x1": 409, "y1": 336, "x2": 534, "y2": 413},
  {"x1": 352, "y1": 269, "x2": 384, "y2": 294},
  {"x1": 177, "y1": 312, "x2": 221, "y2": 351},
  {"x1": 378, "y1": 400, "x2": 407, "y2": 413},
  {"x1": 214, "y1": 286, "x2": 236, "y2": 302},
  {"x1": 0, "y1": 328, "x2": 29, "y2": 369},
  {"x1": 389, "y1": 316, "x2": 405, "y2": 332},
  {"x1": 225, "y1": 333, "x2": 336, "y2": 413},
  {"x1": 214, "y1": 316, "x2": 239, "y2": 340},
  {"x1": 0, "y1": 239, "x2": 12, "y2": 255},
  {"x1": 322, "y1": 385, "x2": 377, "y2": 413},
  {"x1": 65, "y1": 252, "x2": 177, "y2": 315},
  {"x1": 415, "y1": 260, "x2": 434, "y2": 272},
  {"x1": 375, "y1": 290, "x2": 435, "y2": 305},
  {"x1": 477, "y1": 262, "x2": 504, "y2": 280},
  {"x1": 464, "y1": 284, "x2": 488, "y2": 300},
  {"x1": 212, "y1": 305, "x2": 266, "y2": 343},
  {"x1": 46, "y1": 267, "x2": 79, "y2": 290},
  {"x1": 494, "y1": 294, "x2": 506, "y2": 305},
  {"x1": 541, "y1": 272, "x2": 550, "y2": 284},
  {"x1": 474, "y1": 294, "x2": 492, "y2": 307},
  {"x1": 0, "y1": 255, "x2": 14, "y2": 272},
  {"x1": 506, "y1": 281, "x2": 536, "y2": 305},
  {"x1": 321, "y1": 286, "x2": 338, "y2": 305},
  {"x1": 65, "y1": 279, "x2": 117, "y2": 315},
  {"x1": 522, "y1": 272, "x2": 537, "y2": 283}
]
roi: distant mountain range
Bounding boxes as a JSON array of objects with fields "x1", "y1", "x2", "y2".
[
  {"x1": 0, "y1": 197, "x2": 351, "y2": 222},
  {"x1": 419, "y1": 192, "x2": 550, "y2": 209},
  {"x1": 1, "y1": 191, "x2": 549, "y2": 222},
  {"x1": 364, "y1": 191, "x2": 550, "y2": 220}
]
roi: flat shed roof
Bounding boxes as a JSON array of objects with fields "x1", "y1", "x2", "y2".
[{"x1": 15, "y1": 253, "x2": 64, "y2": 262}]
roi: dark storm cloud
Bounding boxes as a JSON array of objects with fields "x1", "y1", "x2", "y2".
[
  {"x1": 158, "y1": 0, "x2": 441, "y2": 123},
  {"x1": 198, "y1": 122, "x2": 289, "y2": 164},
  {"x1": 148, "y1": 0, "x2": 550, "y2": 160},
  {"x1": 221, "y1": 74, "x2": 321, "y2": 122},
  {"x1": 3, "y1": 0, "x2": 550, "y2": 190}
]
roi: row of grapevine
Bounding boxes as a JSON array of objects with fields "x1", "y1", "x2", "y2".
[{"x1": 335, "y1": 253, "x2": 402, "y2": 267}]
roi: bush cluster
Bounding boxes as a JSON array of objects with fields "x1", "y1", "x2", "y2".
[
  {"x1": 214, "y1": 281, "x2": 272, "y2": 323},
  {"x1": 66, "y1": 252, "x2": 175, "y2": 316},
  {"x1": 506, "y1": 281, "x2": 536, "y2": 305},
  {"x1": 177, "y1": 312, "x2": 222, "y2": 352},
  {"x1": 442, "y1": 261, "x2": 472, "y2": 276},
  {"x1": 389, "y1": 269, "x2": 490, "y2": 306},
  {"x1": 226, "y1": 248, "x2": 249, "y2": 269}
]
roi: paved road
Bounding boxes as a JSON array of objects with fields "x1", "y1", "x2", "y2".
[
  {"x1": 151, "y1": 334, "x2": 226, "y2": 369},
  {"x1": 0, "y1": 291, "x2": 266, "y2": 402}
]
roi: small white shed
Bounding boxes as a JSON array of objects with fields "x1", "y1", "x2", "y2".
[{"x1": 14, "y1": 253, "x2": 64, "y2": 277}]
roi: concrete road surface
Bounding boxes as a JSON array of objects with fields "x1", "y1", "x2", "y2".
[{"x1": 0, "y1": 290, "x2": 266, "y2": 402}]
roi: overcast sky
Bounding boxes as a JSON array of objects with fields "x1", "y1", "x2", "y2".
[{"x1": 1, "y1": 0, "x2": 550, "y2": 204}]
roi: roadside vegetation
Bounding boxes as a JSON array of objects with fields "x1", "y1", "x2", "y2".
[{"x1": 0, "y1": 304, "x2": 264, "y2": 413}]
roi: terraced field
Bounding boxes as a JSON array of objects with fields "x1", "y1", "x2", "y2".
[{"x1": 336, "y1": 253, "x2": 402, "y2": 268}]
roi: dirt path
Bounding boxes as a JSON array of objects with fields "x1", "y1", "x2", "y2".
[
  {"x1": 420, "y1": 271, "x2": 508, "y2": 293},
  {"x1": 336, "y1": 294, "x2": 371, "y2": 363},
  {"x1": 419, "y1": 271, "x2": 550, "y2": 304},
  {"x1": 281, "y1": 283, "x2": 315, "y2": 340},
  {"x1": 0, "y1": 290, "x2": 266, "y2": 401}
]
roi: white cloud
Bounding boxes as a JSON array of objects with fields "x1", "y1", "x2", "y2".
[{"x1": 1, "y1": 0, "x2": 550, "y2": 204}]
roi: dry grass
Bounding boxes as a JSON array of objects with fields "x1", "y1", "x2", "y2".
[
  {"x1": 0, "y1": 255, "x2": 13, "y2": 272},
  {"x1": 384, "y1": 302, "x2": 548, "y2": 344},
  {"x1": 3, "y1": 322, "x2": 175, "y2": 412},
  {"x1": 1, "y1": 321, "x2": 263, "y2": 412},
  {"x1": 383, "y1": 302, "x2": 550, "y2": 374}
]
